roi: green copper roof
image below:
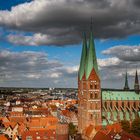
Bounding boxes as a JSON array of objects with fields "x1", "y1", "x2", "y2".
[
  {"x1": 119, "y1": 112, "x2": 124, "y2": 120},
  {"x1": 124, "y1": 71, "x2": 129, "y2": 90},
  {"x1": 135, "y1": 70, "x2": 139, "y2": 84},
  {"x1": 102, "y1": 90, "x2": 140, "y2": 101},
  {"x1": 78, "y1": 33, "x2": 87, "y2": 80},
  {"x1": 85, "y1": 31, "x2": 99, "y2": 79},
  {"x1": 126, "y1": 112, "x2": 130, "y2": 120}
]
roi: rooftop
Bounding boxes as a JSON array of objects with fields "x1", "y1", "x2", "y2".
[{"x1": 102, "y1": 90, "x2": 140, "y2": 101}]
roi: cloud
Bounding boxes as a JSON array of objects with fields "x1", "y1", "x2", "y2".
[
  {"x1": 98, "y1": 57, "x2": 140, "y2": 89},
  {"x1": 102, "y1": 45, "x2": 140, "y2": 61},
  {"x1": 0, "y1": 0, "x2": 140, "y2": 45},
  {"x1": 0, "y1": 50, "x2": 62, "y2": 81},
  {"x1": 0, "y1": 47, "x2": 139, "y2": 88},
  {"x1": 98, "y1": 57, "x2": 121, "y2": 68},
  {"x1": 7, "y1": 33, "x2": 81, "y2": 46},
  {"x1": 133, "y1": 0, "x2": 140, "y2": 7},
  {"x1": 0, "y1": 50, "x2": 79, "y2": 87},
  {"x1": 99, "y1": 45, "x2": 140, "y2": 88}
]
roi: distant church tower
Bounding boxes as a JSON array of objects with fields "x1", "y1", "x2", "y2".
[
  {"x1": 134, "y1": 70, "x2": 139, "y2": 94},
  {"x1": 78, "y1": 24, "x2": 102, "y2": 133},
  {"x1": 123, "y1": 71, "x2": 129, "y2": 91}
]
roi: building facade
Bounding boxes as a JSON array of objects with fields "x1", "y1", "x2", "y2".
[{"x1": 78, "y1": 25, "x2": 140, "y2": 134}]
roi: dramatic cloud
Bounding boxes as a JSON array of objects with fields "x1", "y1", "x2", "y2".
[
  {"x1": 0, "y1": 0, "x2": 140, "y2": 45},
  {"x1": 99, "y1": 45, "x2": 140, "y2": 88},
  {"x1": 102, "y1": 45, "x2": 140, "y2": 61},
  {"x1": 0, "y1": 47, "x2": 139, "y2": 88},
  {"x1": 7, "y1": 33, "x2": 81, "y2": 46},
  {"x1": 0, "y1": 50, "x2": 78, "y2": 87}
]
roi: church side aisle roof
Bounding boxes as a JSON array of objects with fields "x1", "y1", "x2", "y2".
[{"x1": 102, "y1": 90, "x2": 140, "y2": 101}]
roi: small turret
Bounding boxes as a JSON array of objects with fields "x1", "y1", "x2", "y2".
[
  {"x1": 134, "y1": 70, "x2": 139, "y2": 94},
  {"x1": 123, "y1": 71, "x2": 129, "y2": 91}
]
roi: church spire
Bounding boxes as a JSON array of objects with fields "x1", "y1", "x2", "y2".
[
  {"x1": 79, "y1": 32, "x2": 87, "y2": 80},
  {"x1": 124, "y1": 69, "x2": 129, "y2": 91},
  {"x1": 134, "y1": 70, "x2": 139, "y2": 94},
  {"x1": 85, "y1": 18, "x2": 99, "y2": 79}
]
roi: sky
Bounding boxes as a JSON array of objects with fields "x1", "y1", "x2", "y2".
[{"x1": 0, "y1": 0, "x2": 140, "y2": 88}]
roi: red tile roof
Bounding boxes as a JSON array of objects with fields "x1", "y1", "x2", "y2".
[
  {"x1": 0, "y1": 134, "x2": 8, "y2": 140},
  {"x1": 85, "y1": 124, "x2": 94, "y2": 137},
  {"x1": 92, "y1": 131, "x2": 112, "y2": 140}
]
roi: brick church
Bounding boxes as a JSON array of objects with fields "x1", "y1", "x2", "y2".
[{"x1": 78, "y1": 24, "x2": 140, "y2": 137}]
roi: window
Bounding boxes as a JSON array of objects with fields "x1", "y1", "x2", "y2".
[
  {"x1": 26, "y1": 136, "x2": 32, "y2": 140},
  {"x1": 116, "y1": 102, "x2": 118, "y2": 108},
  {"x1": 122, "y1": 102, "x2": 124, "y2": 108},
  {"x1": 133, "y1": 102, "x2": 136, "y2": 108},
  {"x1": 90, "y1": 84, "x2": 93, "y2": 89},
  {"x1": 95, "y1": 93, "x2": 98, "y2": 99},
  {"x1": 128, "y1": 102, "x2": 130, "y2": 108},
  {"x1": 90, "y1": 103, "x2": 92, "y2": 109},
  {"x1": 95, "y1": 84, "x2": 97, "y2": 89},
  {"x1": 90, "y1": 93, "x2": 93, "y2": 99},
  {"x1": 90, "y1": 114, "x2": 93, "y2": 120},
  {"x1": 104, "y1": 102, "x2": 107, "y2": 109},
  {"x1": 110, "y1": 102, "x2": 113, "y2": 109},
  {"x1": 95, "y1": 102, "x2": 98, "y2": 109}
]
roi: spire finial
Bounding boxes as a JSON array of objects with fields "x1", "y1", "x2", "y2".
[
  {"x1": 90, "y1": 17, "x2": 93, "y2": 31},
  {"x1": 126, "y1": 64, "x2": 127, "y2": 73}
]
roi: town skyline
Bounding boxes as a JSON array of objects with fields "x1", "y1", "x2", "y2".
[{"x1": 0, "y1": 0, "x2": 140, "y2": 88}]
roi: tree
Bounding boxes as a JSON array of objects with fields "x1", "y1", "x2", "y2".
[
  {"x1": 69, "y1": 123, "x2": 77, "y2": 137},
  {"x1": 131, "y1": 117, "x2": 140, "y2": 137},
  {"x1": 120, "y1": 120, "x2": 130, "y2": 133}
]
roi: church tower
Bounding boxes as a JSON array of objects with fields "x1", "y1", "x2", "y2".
[
  {"x1": 123, "y1": 71, "x2": 129, "y2": 91},
  {"x1": 78, "y1": 25, "x2": 102, "y2": 133},
  {"x1": 134, "y1": 70, "x2": 139, "y2": 94}
]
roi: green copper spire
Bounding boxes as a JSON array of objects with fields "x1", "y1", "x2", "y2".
[
  {"x1": 85, "y1": 25, "x2": 99, "y2": 79},
  {"x1": 79, "y1": 33, "x2": 87, "y2": 80},
  {"x1": 134, "y1": 70, "x2": 139, "y2": 94},
  {"x1": 124, "y1": 71, "x2": 129, "y2": 91}
]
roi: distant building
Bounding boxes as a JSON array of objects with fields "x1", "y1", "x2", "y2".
[{"x1": 78, "y1": 23, "x2": 140, "y2": 137}]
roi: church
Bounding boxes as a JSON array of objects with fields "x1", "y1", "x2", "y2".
[{"x1": 78, "y1": 25, "x2": 140, "y2": 137}]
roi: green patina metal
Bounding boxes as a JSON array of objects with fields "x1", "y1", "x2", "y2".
[
  {"x1": 78, "y1": 21, "x2": 99, "y2": 80},
  {"x1": 113, "y1": 111, "x2": 117, "y2": 121},
  {"x1": 119, "y1": 112, "x2": 124, "y2": 120},
  {"x1": 126, "y1": 112, "x2": 130, "y2": 120},
  {"x1": 102, "y1": 119, "x2": 108, "y2": 126},
  {"x1": 85, "y1": 31, "x2": 99, "y2": 79},
  {"x1": 79, "y1": 33, "x2": 87, "y2": 80},
  {"x1": 124, "y1": 71, "x2": 130, "y2": 90},
  {"x1": 102, "y1": 90, "x2": 140, "y2": 101},
  {"x1": 135, "y1": 70, "x2": 139, "y2": 85},
  {"x1": 132, "y1": 112, "x2": 135, "y2": 120}
]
